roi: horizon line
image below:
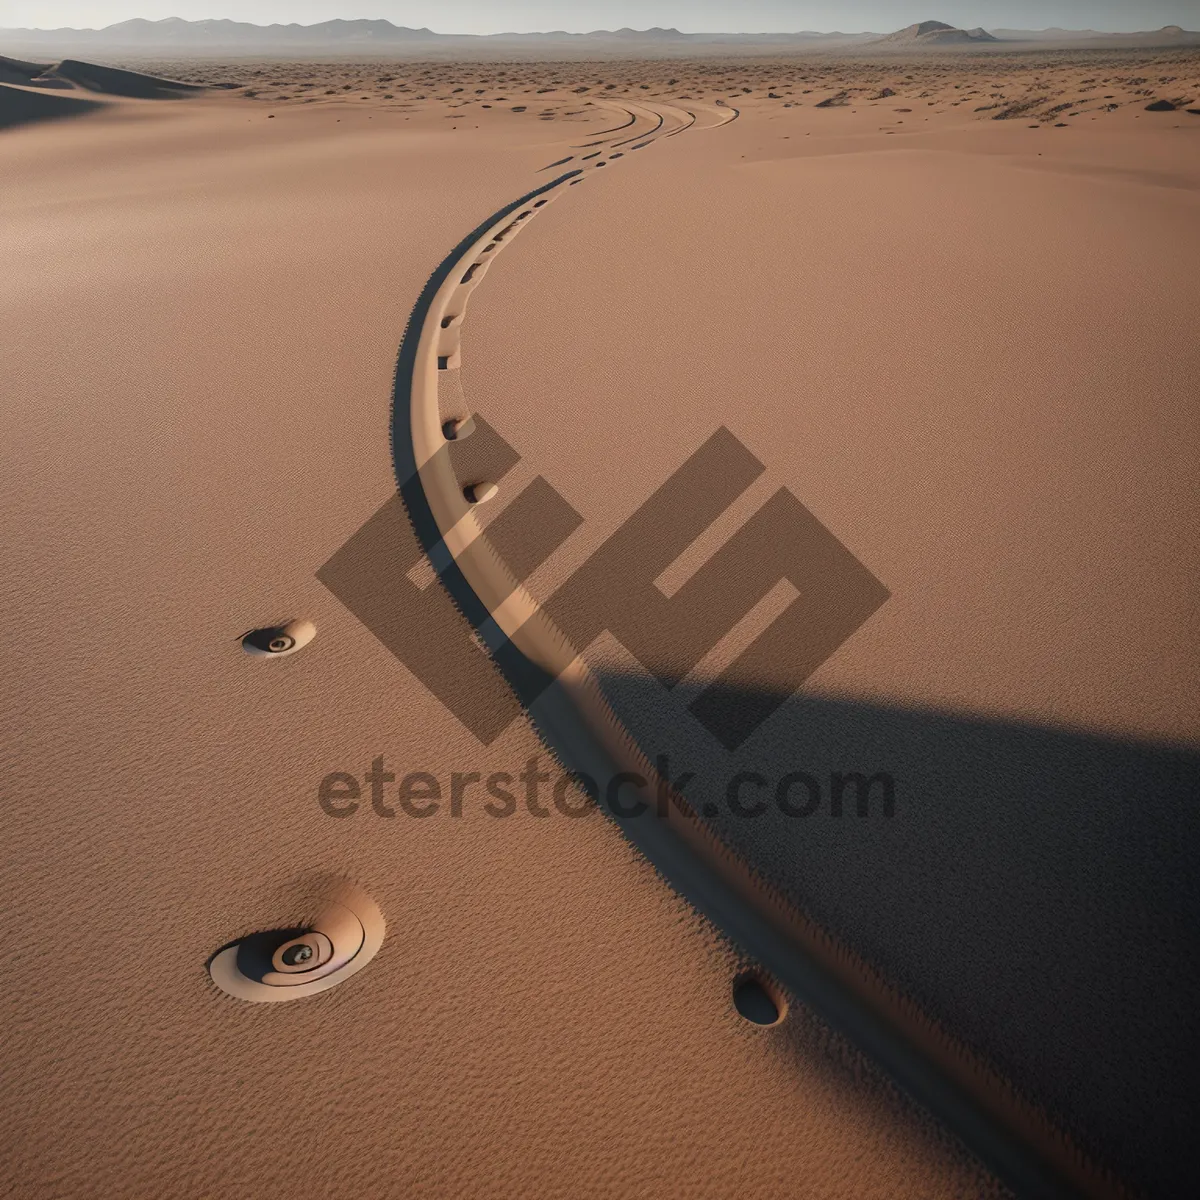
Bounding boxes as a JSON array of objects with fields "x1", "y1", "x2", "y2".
[{"x1": 3, "y1": 16, "x2": 1194, "y2": 38}]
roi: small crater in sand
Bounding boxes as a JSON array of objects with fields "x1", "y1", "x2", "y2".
[
  {"x1": 732, "y1": 973, "x2": 787, "y2": 1026},
  {"x1": 240, "y1": 618, "x2": 316, "y2": 659},
  {"x1": 443, "y1": 416, "x2": 475, "y2": 441},
  {"x1": 464, "y1": 481, "x2": 499, "y2": 505}
]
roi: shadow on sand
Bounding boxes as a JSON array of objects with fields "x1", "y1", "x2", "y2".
[
  {"x1": 0, "y1": 81, "x2": 104, "y2": 130},
  {"x1": 589, "y1": 667, "x2": 1200, "y2": 1198}
]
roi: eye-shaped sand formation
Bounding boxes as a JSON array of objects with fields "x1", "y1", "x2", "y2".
[
  {"x1": 208, "y1": 878, "x2": 385, "y2": 1003},
  {"x1": 240, "y1": 618, "x2": 316, "y2": 658}
]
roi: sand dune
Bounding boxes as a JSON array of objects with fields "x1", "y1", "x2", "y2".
[
  {"x1": 0, "y1": 81, "x2": 103, "y2": 129},
  {"x1": 37, "y1": 58, "x2": 204, "y2": 99},
  {"x1": 2, "y1": 40, "x2": 1198, "y2": 1200},
  {"x1": 0, "y1": 53, "x2": 50, "y2": 84},
  {"x1": 0, "y1": 56, "x2": 205, "y2": 130}
]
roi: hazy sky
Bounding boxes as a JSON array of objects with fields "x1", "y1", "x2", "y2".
[{"x1": 2, "y1": 2, "x2": 1195, "y2": 34}]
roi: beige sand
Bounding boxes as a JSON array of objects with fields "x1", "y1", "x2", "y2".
[{"x1": 3, "y1": 45, "x2": 1198, "y2": 1199}]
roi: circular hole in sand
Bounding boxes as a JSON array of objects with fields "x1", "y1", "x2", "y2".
[
  {"x1": 732, "y1": 972, "x2": 786, "y2": 1026},
  {"x1": 463, "y1": 481, "x2": 498, "y2": 505},
  {"x1": 443, "y1": 415, "x2": 475, "y2": 441},
  {"x1": 272, "y1": 930, "x2": 334, "y2": 973}
]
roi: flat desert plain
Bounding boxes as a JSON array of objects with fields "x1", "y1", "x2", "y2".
[{"x1": 2, "y1": 44, "x2": 1199, "y2": 1200}]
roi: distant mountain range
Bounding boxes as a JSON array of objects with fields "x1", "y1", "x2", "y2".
[
  {"x1": 1, "y1": 17, "x2": 1197, "y2": 56},
  {"x1": 0, "y1": 17, "x2": 868, "y2": 52},
  {"x1": 992, "y1": 23, "x2": 1195, "y2": 41}
]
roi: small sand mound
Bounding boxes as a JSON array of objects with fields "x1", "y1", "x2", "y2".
[
  {"x1": 39, "y1": 59, "x2": 203, "y2": 100},
  {"x1": 0, "y1": 82, "x2": 104, "y2": 130}
]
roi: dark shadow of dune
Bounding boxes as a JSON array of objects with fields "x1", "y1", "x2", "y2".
[
  {"x1": 0, "y1": 82, "x2": 105, "y2": 130},
  {"x1": 38, "y1": 59, "x2": 204, "y2": 100},
  {"x1": 589, "y1": 666, "x2": 1200, "y2": 1199},
  {"x1": 0, "y1": 54, "x2": 51, "y2": 86}
]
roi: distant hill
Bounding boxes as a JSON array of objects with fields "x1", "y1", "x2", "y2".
[
  {"x1": 869, "y1": 18, "x2": 1198, "y2": 49},
  {"x1": 872, "y1": 20, "x2": 1000, "y2": 45}
]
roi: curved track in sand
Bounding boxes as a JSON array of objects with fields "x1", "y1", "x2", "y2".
[{"x1": 389, "y1": 100, "x2": 1106, "y2": 1200}]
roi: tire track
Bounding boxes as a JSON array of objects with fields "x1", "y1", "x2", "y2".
[
  {"x1": 612, "y1": 103, "x2": 664, "y2": 147},
  {"x1": 575, "y1": 104, "x2": 639, "y2": 147}
]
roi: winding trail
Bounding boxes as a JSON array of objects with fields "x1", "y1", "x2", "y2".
[{"x1": 389, "y1": 101, "x2": 1109, "y2": 1200}]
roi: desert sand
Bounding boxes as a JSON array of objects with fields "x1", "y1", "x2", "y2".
[{"x1": 2, "y1": 38, "x2": 1198, "y2": 1200}]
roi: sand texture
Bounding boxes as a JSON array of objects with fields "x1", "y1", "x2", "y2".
[{"x1": 3, "y1": 44, "x2": 1198, "y2": 1200}]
